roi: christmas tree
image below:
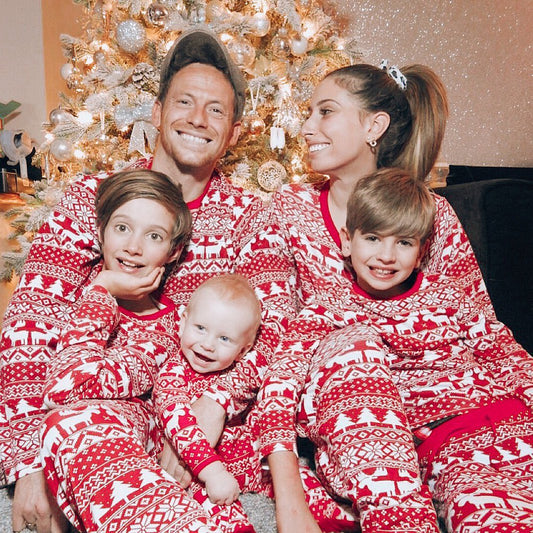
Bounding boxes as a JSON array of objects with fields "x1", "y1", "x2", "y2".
[{"x1": 1, "y1": 0, "x2": 360, "y2": 280}]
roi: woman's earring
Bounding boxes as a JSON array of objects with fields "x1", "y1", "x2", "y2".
[{"x1": 367, "y1": 137, "x2": 377, "y2": 148}]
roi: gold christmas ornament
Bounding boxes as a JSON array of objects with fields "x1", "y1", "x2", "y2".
[
  {"x1": 226, "y1": 37, "x2": 256, "y2": 69},
  {"x1": 116, "y1": 19, "x2": 146, "y2": 54},
  {"x1": 257, "y1": 160, "x2": 287, "y2": 192},
  {"x1": 271, "y1": 28, "x2": 291, "y2": 57},
  {"x1": 290, "y1": 36, "x2": 309, "y2": 56},
  {"x1": 248, "y1": 115, "x2": 266, "y2": 136},
  {"x1": 60, "y1": 63, "x2": 74, "y2": 80},
  {"x1": 146, "y1": 3, "x2": 169, "y2": 26},
  {"x1": 49, "y1": 107, "x2": 71, "y2": 126}
]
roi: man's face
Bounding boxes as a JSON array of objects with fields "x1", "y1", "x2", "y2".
[{"x1": 152, "y1": 63, "x2": 241, "y2": 177}]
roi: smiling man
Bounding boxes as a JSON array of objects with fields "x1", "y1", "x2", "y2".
[{"x1": 0, "y1": 29, "x2": 289, "y2": 533}]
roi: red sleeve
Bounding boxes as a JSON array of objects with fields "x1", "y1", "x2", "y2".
[
  {"x1": 0, "y1": 174, "x2": 103, "y2": 482},
  {"x1": 153, "y1": 356, "x2": 221, "y2": 476},
  {"x1": 43, "y1": 285, "x2": 175, "y2": 406}
]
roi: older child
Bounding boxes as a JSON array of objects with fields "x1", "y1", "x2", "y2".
[
  {"x1": 40, "y1": 171, "x2": 254, "y2": 533},
  {"x1": 338, "y1": 169, "x2": 533, "y2": 533}
]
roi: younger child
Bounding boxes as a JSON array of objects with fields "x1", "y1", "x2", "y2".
[
  {"x1": 153, "y1": 273, "x2": 262, "y2": 506},
  {"x1": 339, "y1": 168, "x2": 533, "y2": 532}
]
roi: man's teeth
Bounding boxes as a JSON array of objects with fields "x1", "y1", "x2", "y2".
[
  {"x1": 309, "y1": 144, "x2": 328, "y2": 153},
  {"x1": 180, "y1": 133, "x2": 208, "y2": 144}
]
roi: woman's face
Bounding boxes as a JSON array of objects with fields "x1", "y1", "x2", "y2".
[{"x1": 302, "y1": 76, "x2": 377, "y2": 180}]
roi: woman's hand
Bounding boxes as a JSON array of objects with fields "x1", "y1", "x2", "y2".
[
  {"x1": 158, "y1": 439, "x2": 192, "y2": 488},
  {"x1": 12, "y1": 471, "x2": 69, "y2": 533}
]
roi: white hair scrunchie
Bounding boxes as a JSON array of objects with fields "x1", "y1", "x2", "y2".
[{"x1": 379, "y1": 59, "x2": 407, "y2": 90}]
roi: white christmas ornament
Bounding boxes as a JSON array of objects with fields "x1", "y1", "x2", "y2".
[
  {"x1": 60, "y1": 63, "x2": 74, "y2": 80},
  {"x1": 116, "y1": 19, "x2": 146, "y2": 54},
  {"x1": 50, "y1": 138, "x2": 73, "y2": 162},
  {"x1": 251, "y1": 13, "x2": 271, "y2": 37},
  {"x1": 257, "y1": 160, "x2": 286, "y2": 192},
  {"x1": 290, "y1": 36, "x2": 308, "y2": 56}
]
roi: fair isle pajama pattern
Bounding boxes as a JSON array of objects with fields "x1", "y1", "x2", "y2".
[{"x1": 257, "y1": 182, "x2": 493, "y2": 531}]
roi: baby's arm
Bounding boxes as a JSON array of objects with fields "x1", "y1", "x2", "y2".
[{"x1": 198, "y1": 461, "x2": 240, "y2": 505}]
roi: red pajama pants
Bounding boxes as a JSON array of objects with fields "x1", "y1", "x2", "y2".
[
  {"x1": 297, "y1": 326, "x2": 440, "y2": 533},
  {"x1": 40, "y1": 399, "x2": 259, "y2": 533},
  {"x1": 418, "y1": 398, "x2": 533, "y2": 533}
]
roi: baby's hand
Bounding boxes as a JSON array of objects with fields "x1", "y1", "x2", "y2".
[
  {"x1": 94, "y1": 267, "x2": 164, "y2": 300},
  {"x1": 201, "y1": 462, "x2": 240, "y2": 505}
]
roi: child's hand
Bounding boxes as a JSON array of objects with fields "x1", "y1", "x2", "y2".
[
  {"x1": 94, "y1": 267, "x2": 164, "y2": 300},
  {"x1": 201, "y1": 462, "x2": 240, "y2": 505}
]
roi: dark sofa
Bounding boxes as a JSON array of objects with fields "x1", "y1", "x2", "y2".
[{"x1": 434, "y1": 177, "x2": 533, "y2": 353}]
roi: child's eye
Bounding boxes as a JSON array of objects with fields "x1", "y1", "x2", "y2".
[
  {"x1": 399, "y1": 239, "x2": 413, "y2": 247},
  {"x1": 365, "y1": 235, "x2": 379, "y2": 242},
  {"x1": 149, "y1": 232, "x2": 163, "y2": 241},
  {"x1": 220, "y1": 335, "x2": 231, "y2": 343},
  {"x1": 116, "y1": 224, "x2": 128, "y2": 232},
  {"x1": 195, "y1": 324, "x2": 206, "y2": 332}
]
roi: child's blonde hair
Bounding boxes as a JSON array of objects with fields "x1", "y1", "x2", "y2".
[
  {"x1": 189, "y1": 274, "x2": 262, "y2": 337},
  {"x1": 346, "y1": 168, "x2": 436, "y2": 244}
]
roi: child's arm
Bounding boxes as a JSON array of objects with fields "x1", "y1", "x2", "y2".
[
  {"x1": 153, "y1": 356, "x2": 230, "y2": 484},
  {"x1": 43, "y1": 284, "x2": 176, "y2": 406},
  {"x1": 197, "y1": 461, "x2": 240, "y2": 505}
]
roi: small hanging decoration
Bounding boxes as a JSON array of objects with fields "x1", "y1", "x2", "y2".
[
  {"x1": 49, "y1": 107, "x2": 72, "y2": 126},
  {"x1": 271, "y1": 28, "x2": 291, "y2": 58},
  {"x1": 257, "y1": 160, "x2": 287, "y2": 192},
  {"x1": 290, "y1": 35, "x2": 308, "y2": 56},
  {"x1": 246, "y1": 83, "x2": 266, "y2": 136},
  {"x1": 226, "y1": 36, "x2": 256, "y2": 69},
  {"x1": 251, "y1": 12, "x2": 271, "y2": 37},
  {"x1": 270, "y1": 121, "x2": 285, "y2": 150},
  {"x1": 49, "y1": 138, "x2": 74, "y2": 162}
]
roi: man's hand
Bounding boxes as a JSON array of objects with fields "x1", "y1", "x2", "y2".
[
  {"x1": 12, "y1": 471, "x2": 70, "y2": 533},
  {"x1": 191, "y1": 395, "x2": 226, "y2": 447},
  {"x1": 158, "y1": 440, "x2": 192, "y2": 488},
  {"x1": 93, "y1": 267, "x2": 164, "y2": 300}
]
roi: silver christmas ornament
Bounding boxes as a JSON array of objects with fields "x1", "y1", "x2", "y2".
[{"x1": 116, "y1": 19, "x2": 146, "y2": 54}]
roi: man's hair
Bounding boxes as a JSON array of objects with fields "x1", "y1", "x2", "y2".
[
  {"x1": 346, "y1": 168, "x2": 436, "y2": 244},
  {"x1": 188, "y1": 273, "x2": 262, "y2": 336},
  {"x1": 158, "y1": 29, "x2": 246, "y2": 122},
  {"x1": 95, "y1": 169, "x2": 192, "y2": 252}
]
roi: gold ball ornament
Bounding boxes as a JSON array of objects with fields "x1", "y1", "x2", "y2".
[
  {"x1": 146, "y1": 3, "x2": 169, "y2": 26},
  {"x1": 290, "y1": 36, "x2": 308, "y2": 56},
  {"x1": 60, "y1": 63, "x2": 74, "y2": 80},
  {"x1": 257, "y1": 160, "x2": 287, "y2": 192},
  {"x1": 226, "y1": 37, "x2": 255, "y2": 69},
  {"x1": 248, "y1": 115, "x2": 266, "y2": 136},
  {"x1": 271, "y1": 28, "x2": 291, "y2": 58},
  {"x1": 49, "y1": 107, "x2": 71, "y2": 126}
]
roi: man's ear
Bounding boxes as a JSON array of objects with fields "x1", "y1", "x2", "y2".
[
  {"x1": 228, "y1": 122, "x2": 241, "y2": 147},
  {"x1": 339, "y1": 227, "x2": 352, "y2": 257},
  {"x1": 152, "y1": 99, "x2": 162, "y2": 129}
]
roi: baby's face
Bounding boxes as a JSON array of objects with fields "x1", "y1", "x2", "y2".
[{"x1": 179, "y1": 289, "x2": 256, "y2": 373}]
